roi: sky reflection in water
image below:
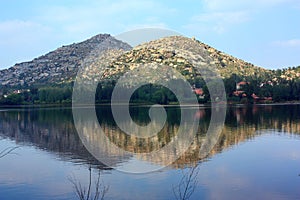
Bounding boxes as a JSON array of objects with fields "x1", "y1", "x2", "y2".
[{"x1": 0, "y1": 105, "x2": 299, "y2": 200}]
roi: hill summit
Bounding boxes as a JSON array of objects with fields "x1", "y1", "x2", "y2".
[
  {"x1": 1, "y1": 33, "x2": 300, "y2": 104},
  {"x1": 0, "y1": 34, "x2": 131, "y2": 88},
  {"x1": 93, "y1": 35, "x2": 270, "y2": 83}
]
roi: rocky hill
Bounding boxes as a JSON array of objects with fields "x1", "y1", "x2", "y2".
[
  {"x1": 1, "y1": 33, "x2": 300, "y2": 104},
  {"x1": 78, "y1": 35, "x2": 271, "y2": 87},
  {"x1": 198, "y1": 41, "x2": 270, "y2": 79},
  {"x1": 0, "y1": 34, "x2": 132, "y2": 88},
  {"x1": 0, "y1": 34, "x2": 271, "y2": 90}
]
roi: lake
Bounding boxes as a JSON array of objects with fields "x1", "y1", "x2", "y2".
[{"x1": 0, "y1": 104, "x2": 300, "y2": 200}]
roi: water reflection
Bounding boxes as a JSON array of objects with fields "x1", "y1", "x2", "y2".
[
  {"x1": 1, "y1": 105, "x2": 300, "y2": 169},
  {"x1": 1, "y1": 105, "x2": 300, "y2": 199},
  {"x1": 0, "y1": 107, "x2": 107, "y2": 167}
]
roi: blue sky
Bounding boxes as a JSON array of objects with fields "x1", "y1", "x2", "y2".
[{"x1": 0, "y1": 0, "x2": 299, "y2": 69}]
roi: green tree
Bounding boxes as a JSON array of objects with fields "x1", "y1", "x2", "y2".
[{"x1": 0, "y1": 93, "x2": 24, "y2": 105}]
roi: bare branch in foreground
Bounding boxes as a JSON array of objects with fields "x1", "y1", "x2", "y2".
[
  {"x1": 0, "y1": 146, "x2": 19, "y2": 159},
  {"x1": 173, "y1": 164, "x2": 200, "y2": 200},
  {"x1": 69, "y1": 165, "x2": 109, "y2": 200}
]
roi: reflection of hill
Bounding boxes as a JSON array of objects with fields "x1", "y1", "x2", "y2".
[
  {"x1": 173, "y1": 105, "x2": 300, "y2": 168},
  {"x1": 0, "y1": 105, "x2": 300, "y2": 169},
  {"x1": 0, "y1": 108, "x2": 110, "y2": 167}
]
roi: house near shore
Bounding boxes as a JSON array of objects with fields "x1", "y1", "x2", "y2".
[
  {"x1": 233, "y1": 81, "x2": 248, "y2": 97},
  {"x1": 192, "y1": 86, "x2": 205, "y2": 99},
  {"x1": 233, "y1": 81, "x2": 273, "y2": 103},
  {"x1": 236, "y1": 81, "x2": 248, "y2": 90}
]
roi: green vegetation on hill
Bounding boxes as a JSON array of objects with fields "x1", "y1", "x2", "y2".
[
  {"x1": 223, "y1": 70, "x2": 300, "y2": 103},
  {"x1": 0, "y1": 84, "x2": 73, "y2": 105},
  {"x1": 1, "y1": 67, "x2": 300, "y2": 105}
]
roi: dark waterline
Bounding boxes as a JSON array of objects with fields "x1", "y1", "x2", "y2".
[{"x1": 0, "y1": 105, "x2": 300, "y2": 199}]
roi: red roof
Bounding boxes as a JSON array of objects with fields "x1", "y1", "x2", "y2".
[
  {"x1": 251, "y1": 93, "x2": 259, "y2": 99},
  {"x1": 237, "y1": 81, "x2": 248, "y2": 86},
  {"x1": 233, "y1": 90, "x2": 245, "y2": 96},
  {"x1": 194, "y1": 88, "x2": 204, "y2": 95}
]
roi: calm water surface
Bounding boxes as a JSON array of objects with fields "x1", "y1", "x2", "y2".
[{"x1": 0, "y1": 105, "x2": 300, "y2": 200}]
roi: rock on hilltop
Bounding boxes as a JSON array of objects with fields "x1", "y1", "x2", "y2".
[
  {"x1": 85, "y1": 36, "x2": 270, "y2": 85},
  {"x1": 0, "y1": 34, "x2": 132, "y2": 88}
]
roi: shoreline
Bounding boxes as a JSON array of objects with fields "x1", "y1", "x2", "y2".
[{"x1": 1, "y1": 101, "x2": 300, "y2": 109}]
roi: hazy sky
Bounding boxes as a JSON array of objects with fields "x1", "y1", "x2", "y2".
[{"x1": 0, "y1": 0, "x2": 299, "y2": 69}]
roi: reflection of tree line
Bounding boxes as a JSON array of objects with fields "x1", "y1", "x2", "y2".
[
  {"x1": 0, "y1": 108, "x2": 105, "y2": 166},
  {"x1": 101, "y1": 122, "x2": 179, "y2": 153},
  {"x1": 226, "y1": 105, "x2": 300, "y2": 133},
  {"x1": 0, "y1": 105, "x2": 300, "y2": 168},
  {"x1": 174, "y1": 105, "x2": 300, "y2": 168}
]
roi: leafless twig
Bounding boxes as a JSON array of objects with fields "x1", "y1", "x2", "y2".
[
  {"x1": 173, "y1": 164, "x2": 200, "y2": 200},
  {"x1": 69, "y1": 165, "x2": 109, "y2": 200},
  {"x1": 0, "y1": 146, "x2": 19, "y2": 159}
]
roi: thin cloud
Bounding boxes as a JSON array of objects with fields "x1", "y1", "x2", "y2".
[
  {"x1": 185, "y1": 0, "x2": 298, "y2": 34},
  {"x1": 29, "y1": 0, "x2": 178, "y2": 43},
  {"x1": 0, "y1": 19, "x2": 59, "y2": 68},
  {"x1": 36, "y1": 0, "x2": 175, "y2": 33},
  {"x1": 0, "y1": 0, "x2": 177, "y2": 68},
  {"x1": 194, "y1": 11, "x2": 250, "y2": 24},
  {"x1": 0, "y1": 20, "x2": 53, "y2": 47},
  {"x1": 0, "y1": 20, "x2": 51, "y2": 44},
  {"x1": 185, "y1": 10, "x2": 250, "y2": 34},
  {"x1": 273, "y1": 39, "x2": 300, "y2": 47},
  {"x1": 202, "y1": 0, "x2": 297, "y2": 11}
]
